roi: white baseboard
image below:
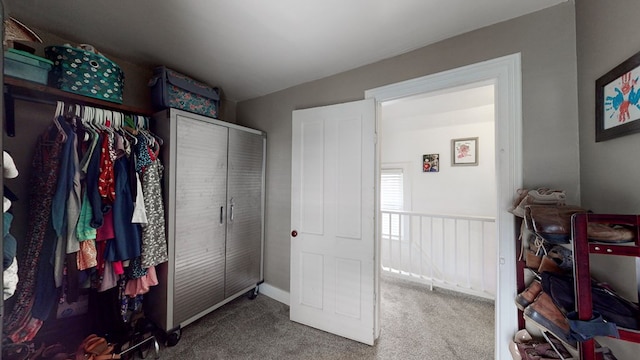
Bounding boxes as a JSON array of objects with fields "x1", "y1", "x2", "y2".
[{"x1": 259, "y1": 283, "x2": 290, "y2": 306}]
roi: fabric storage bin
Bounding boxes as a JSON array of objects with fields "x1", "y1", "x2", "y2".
[
  {"x1": 4, "y1": 48, "x2": 53, "y2": 84},
  {"x1": 45, "y1": 45, "x2": 124, "y2": 103},
  {"x1": 149, "y1": 66, "x2": 220, "y2": 118}
]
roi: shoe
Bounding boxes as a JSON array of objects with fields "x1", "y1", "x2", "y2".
[
  {"x1": 510, "y1": 188, "x2": 566, "y2": 218},
  {"x1": 519, "y1": 342, "x2": 570, "y2": 360},
  {"x1": 523, "y1": 292, "x2": 575, "y2": 347},
  {"x1": 509, "y1": 189, "x2": 529, "y2": 217},
  {"x1": 546, "y1": 245, "x2": 573, "y2": 271},
  {"x1": 527, "y1": 188, "x2": 566, "y2": 205},
  {"x1": 516, "y1": 280, "x2": 542, "y2": 311},
  {"x1": 537, "y1": 255, "x2": 564, "y2": 275},
  {"x1": 524, "y1": 250, "x2": 542, "y2": 270},
  {"x1": 587, "y1": 223, "x2": 635, "y2": 243},
  {"x1": 2, "y1": 343, "x2": 31, "y2": 360},
  {"x1": 510, "y1": 330, "x2": 571, "y2": 360},
  {"x1": 525, "y1": 205, "x2": 588, "y2": 244},
  {"x1": 508, "y1": 329, "x2": 532, "y2": 360}
]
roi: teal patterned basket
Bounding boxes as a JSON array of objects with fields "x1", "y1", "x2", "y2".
[{"x1": 45, "y1": 45, "x2": 124, "y2": 103}]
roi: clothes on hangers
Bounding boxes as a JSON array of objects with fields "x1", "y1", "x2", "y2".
[
  {"x1": 4, "y1": 118, "x2": 66, "y2": 341},
  {"x1": 3, "y1": 151, "x2": 20, "y2": 299},
  {"x1": 4, "y1": 101, "x2": 168, "y2": 343}
]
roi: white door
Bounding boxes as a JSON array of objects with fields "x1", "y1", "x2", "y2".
[{"x1": 290, "y1": 99, "x2": 376, "y2": 345}]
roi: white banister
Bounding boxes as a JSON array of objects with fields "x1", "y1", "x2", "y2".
[{"x1": 381, "y1": 210, "x2": 496, "y2": 300}]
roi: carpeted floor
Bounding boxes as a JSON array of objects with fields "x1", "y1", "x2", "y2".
[{"x1": 158, "y1": 276, "x2": 495, "y2": 359}]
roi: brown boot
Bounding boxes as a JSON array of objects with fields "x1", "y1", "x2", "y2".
[
  {"x1": 537, "y1": 255, "x2": 564, "y2": 274},
  {"x1": 525, "y1": 205, "x2": 588, "y2": 244},
  {"x1": 524, "y1": 250, "x2": 542, "y2": 270},
  {"x1": 523, "y1": 292, "x2": 574, "y2": 346},
  {"x1": 516, "y1": 280, "x2": 543, "y2": 311}
]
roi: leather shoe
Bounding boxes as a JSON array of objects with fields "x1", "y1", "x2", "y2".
[
  {"x1": 510, "y1": 188, "x2": 566, "y2": 218},
  {"x1": 516, "y1": 280, "x2": 542, "y2": 311},
  {"x1": 537, "y1": 255, "x2": 564, "y2": 275},
  {"x1": 523, "y1": 292, "x2": 574, "y2": 346},
  {"x1": 525, "y1": 205, "x2": 588, "y2": 244},
  {"x1": 587, "y1": 223, "x2": 635, "y2": 243}
]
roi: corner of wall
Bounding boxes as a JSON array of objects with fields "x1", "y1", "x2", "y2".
[{"x1": 258, "y1": 283, "x2": 290, "y2": 306}]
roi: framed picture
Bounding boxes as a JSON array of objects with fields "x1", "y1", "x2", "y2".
[
  {"x1": 451, "y1": 137, "x2": 478, "y2": 166},
  {"x1": 596, "y1": 50, "x2": 640, "y2": 142},
  {"x1": 422, "y1": 154, "x2": 439, "y2": 172}
]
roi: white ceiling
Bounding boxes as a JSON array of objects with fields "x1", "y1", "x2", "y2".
[
  {"x1": 381, "y1": 83, "x2": 495, "y2": 132},
  {"x1": 5, "y1": 0, "x2": 566, "y2": 102},
  {"x1": 382, "y1": 83, "x2": 495, "y2": 119}
]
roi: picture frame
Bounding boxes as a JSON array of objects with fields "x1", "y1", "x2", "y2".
[
  {"x1": 596, "y1": 50, "x2": 640, "y2": 142},
  {"x1": 451, "y1": 137, "x2": 478, "y2": 166},
  {"x1": 422, "y1": 154, "x2": 439, "y2": 172}
]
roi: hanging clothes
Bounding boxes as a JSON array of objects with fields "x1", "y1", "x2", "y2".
[
  {"x1": 6, "y1": 105, "x2": 168, "y2": 343},
  {"x1": 66, "y1": 129, "x2": 82, "y2": 254},
  {"x1": 4, "y1": 124, "x2": 65, "y2": 340},
  {"x1": 139, "y1": 156, "x2": 168, "y2": 268},
  {"x1": 32, "y1": 119, "x2": 76, "y2": 321},
  {"x1": 105, "y1": 155, "x2": 141, "y2": 261},
  {"x1": 86, "y1": 132, "x2": 105, "y2": 229}
]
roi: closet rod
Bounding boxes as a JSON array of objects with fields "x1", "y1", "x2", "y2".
[
  {"x1": 4, "y1": 86, "x2": 58, "y2": 137},
  {"x1": 9, "y1": 92, "x2": 57, "y2": 106},
  {"x1": 3, "y1": 87, "x2": 149, "y2": 137}
]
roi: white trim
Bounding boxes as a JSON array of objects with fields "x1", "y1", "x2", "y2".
[
  {"x1": 259, "y1": 282, "x2": 290, "y2": 306},
  {"x1": 366, "y1": 53, "x2": 523, "y2": 360}
]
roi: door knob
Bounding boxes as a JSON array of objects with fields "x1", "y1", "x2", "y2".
[{"x1": 291, "y1": 230, "x2": 298, "y2": 237}]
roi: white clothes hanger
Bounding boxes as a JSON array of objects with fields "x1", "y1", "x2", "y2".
[{"x1": 53, "y1": 101, "x2": 67, "y2": 142}]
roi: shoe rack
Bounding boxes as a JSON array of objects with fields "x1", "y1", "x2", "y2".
[
  {"x1": 572, "y1": 213, "x2": 640, "y2": 360},
  {"x1": 515, "y1": 215, "x2": 579, "y2": 360}
]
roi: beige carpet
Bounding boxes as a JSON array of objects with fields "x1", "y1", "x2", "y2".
[{"x1": 158, "y1": 276, "x2": 495, "y2": 359}]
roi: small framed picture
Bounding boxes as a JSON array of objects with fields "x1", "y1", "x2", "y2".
[
  {"x1": 452, "y1": 137, "x2": 478, "y2": 166},
  {"x1": 422, "y1": 154, "x2": 439, "y2": 172}
]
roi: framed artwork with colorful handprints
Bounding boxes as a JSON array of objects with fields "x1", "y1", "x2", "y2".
[{"x1": 596, "y1": 50, "x2": 640, "y2": 142}]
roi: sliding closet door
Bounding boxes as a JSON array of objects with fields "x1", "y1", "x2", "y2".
[
  {"x1": 174, "y1": 115, "x2": 228, "y2": 325},
  {"x1": 225, "y1": 128, "x2": 264, "y2": 297}
]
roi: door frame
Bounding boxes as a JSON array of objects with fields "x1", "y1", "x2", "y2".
[{"x1": 365, "y1": 53, "x2": 522, "y2": 360}]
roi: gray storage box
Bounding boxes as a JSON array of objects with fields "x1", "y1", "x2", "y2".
[
  {"x1": 4, "y1": 48, "x2": 53, "y2": 84},
  {"x1": 149, "y1": 66, "x2": 220, "y2": 118}
]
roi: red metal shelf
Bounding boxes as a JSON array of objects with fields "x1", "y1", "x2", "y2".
[{"x1": 572, "y1": 213, "x2": 640, "y2": 360}]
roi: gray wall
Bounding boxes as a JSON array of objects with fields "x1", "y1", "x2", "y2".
[
  {"x1": 237, "y1": 2, "x2": 580, "y2": 292},
  {"x1": 576, "y1": 0, "x2": 640, "y2": 357},
  {"x1": 576, "y1": 0, "x2": 640, "y2": 214}
]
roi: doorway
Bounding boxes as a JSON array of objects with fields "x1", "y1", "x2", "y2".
[
  {"x1": 366, "y1": 53, "x2": 522, "y2": 360},
  {"x1": 378, "y1": 82, "x2": 498, "y2": 300}
]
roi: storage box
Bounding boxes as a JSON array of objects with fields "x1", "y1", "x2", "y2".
[
  {"x1": 149, "y1": 66, "x2": 220, "y2": 118},
  {"x1": 45, "y1": 45, "x2": 124, "y2": 103},
  {"x1": 4, "y1": 48, "x2": 53, "y2": 84}
]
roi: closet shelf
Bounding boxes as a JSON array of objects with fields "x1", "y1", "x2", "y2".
[{"x1": 4, "y1": 76, "x2": 153, "y2": 115}]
